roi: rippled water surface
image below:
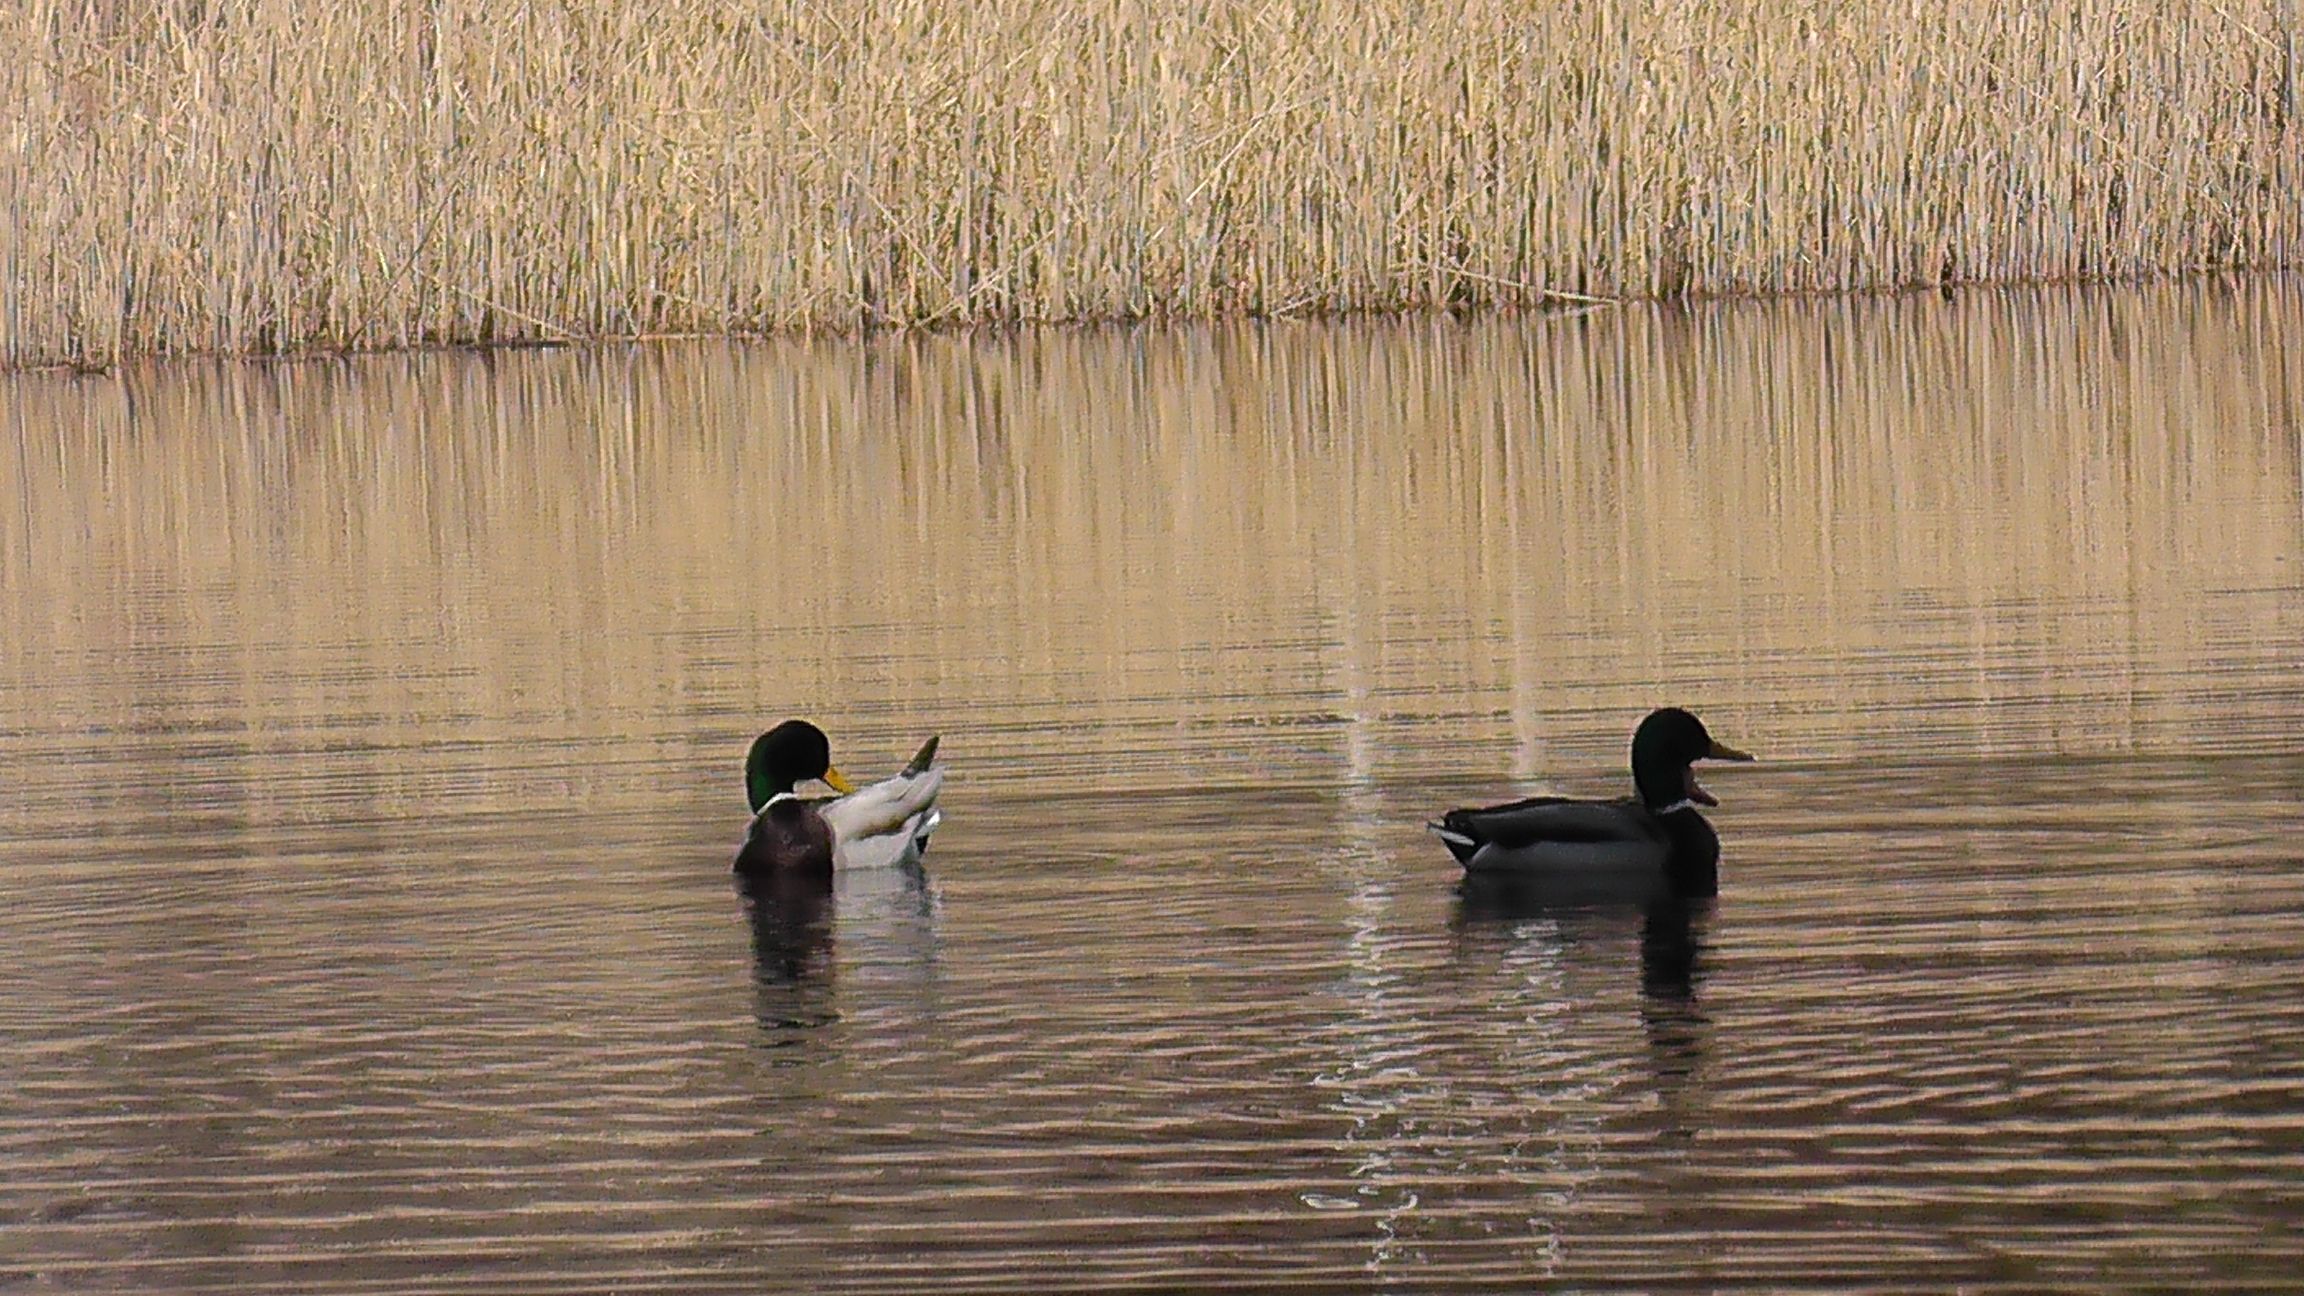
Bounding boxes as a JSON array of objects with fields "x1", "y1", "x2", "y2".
[{"x1": 4, "y1": 282, "x2": 2303, "y2": 1292}]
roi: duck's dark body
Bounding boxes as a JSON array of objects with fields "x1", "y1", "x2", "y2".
[
  {"x1": 735, "y1": 796, "x2": 837, "y2": 879},
  {"x1": 1434, "y1": 795, "x2": 1720, "y2": 898},
  {"x1": 1429, "y1": 708, "x2": 1749, "y2": 900}
]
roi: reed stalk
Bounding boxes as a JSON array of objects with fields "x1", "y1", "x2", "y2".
[{"x1": 4, "y1": 0, "x2": 2299, "y2": 367}]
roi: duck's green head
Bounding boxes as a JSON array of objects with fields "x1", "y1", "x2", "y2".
[
  {"x1": 1631, "y1": 707, "x2": 1753, "y2": 810},
  {"x1": 745, "y1": 719, "x2": 856, "y2": 813}
]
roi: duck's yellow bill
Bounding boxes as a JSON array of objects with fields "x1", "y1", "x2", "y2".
[
  {"x1": 823, "y1": 766, "x2": 857, "y2": 794},
  {"x1": 1708, "y1": 739, "x2": 1755, "y2": 762}
]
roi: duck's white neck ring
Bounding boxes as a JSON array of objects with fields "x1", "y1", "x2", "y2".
[
  {"x1": 761, "y1": 791, "x2": 802, "y2": 809},
  {"x1": 1652, "y1": 798, "x2": 1700, "y2": 814}
]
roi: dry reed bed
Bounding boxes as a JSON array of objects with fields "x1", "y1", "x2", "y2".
[{"x1": 4, "y1": 0, "x2": 2300, "y2": 367}]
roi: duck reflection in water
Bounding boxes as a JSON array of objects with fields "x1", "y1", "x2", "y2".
[
  {"x1": 1632, "y1": 898, "x2": 1711, "y2": 1115},
  {"x1": 1457, "y1": 878, "x2": 1714, "y2": 1117},
  {"x1": 1458, "y1": 878, "x2": 1710, "y2": 997},
  {"x1": 741, "y1": 869, "x2": 839, "y2": 988},
  {"x1": 740, "y1": 858, "x2": 943, "y2": 1041},
  {"x1": 742, "y1": 869, "x2": 842, "y2": 1044}
]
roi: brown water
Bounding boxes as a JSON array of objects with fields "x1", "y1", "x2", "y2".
[{"x1": 2, "y1": 281, "x2": 2302, "y2": 1293}]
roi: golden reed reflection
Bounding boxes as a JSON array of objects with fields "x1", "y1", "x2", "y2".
[{"x1": 1, "y1": 278, "x2": 2297, "y2": 821}]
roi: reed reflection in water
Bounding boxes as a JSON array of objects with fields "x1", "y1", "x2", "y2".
[{"x1": 0, "y1": 279, "x2": 2300, "y2": 1292}]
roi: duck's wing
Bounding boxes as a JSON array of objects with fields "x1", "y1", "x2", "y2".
[
  {"x1": 820, "y1": 737, "x2": 944, "y2": 858},
  {"x1": 1430, "y1": 795, "x2": 1657, "y2": 852},
  {"x1": 832, "y1": 806, "x2": 941, "y2": 870},
  {"x1": 1429, "y1": 795, "x2": 1676, "y2": 880}
]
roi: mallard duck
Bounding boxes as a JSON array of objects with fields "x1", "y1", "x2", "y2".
[
  {"x1": 735, "y1": 720, "x2": 944, "y2": 878},
  {"x1": 1429, "y1": 707, "x2": 1753, "y2": 898}
]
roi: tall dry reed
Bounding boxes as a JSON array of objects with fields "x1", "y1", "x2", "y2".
[{"x1": 4, "y1": 0, "x2": 2300, "y2": 367}]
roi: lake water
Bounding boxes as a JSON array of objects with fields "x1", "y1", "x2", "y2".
[{"x1": 3, "y1": 280, "x2": 2301, "y2": 1292}]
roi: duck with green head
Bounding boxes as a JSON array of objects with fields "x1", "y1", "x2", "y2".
[
  {"x1": 736, "y1": 720, "x2": 944, "y2": 879},
  {"x1": 1429, "y1": 707, "x2": 1754, "y2": 899}
]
